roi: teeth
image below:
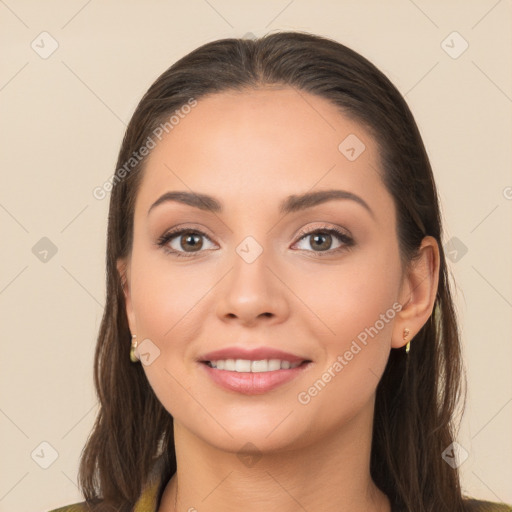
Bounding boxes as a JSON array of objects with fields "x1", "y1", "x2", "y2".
[
  {"x1": 267, "y1": 359, "x2": 281, "y2": 371},
  {"x1": 235, "y1": 359, "x2": 251, "y2": 372},
  {"x1": 208, "y1": 358, "x2": 302, "y2": 372}
]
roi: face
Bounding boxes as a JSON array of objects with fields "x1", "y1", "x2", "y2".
[{"x1": 119, "y1": 87, "x2": 407, "y2": 454}]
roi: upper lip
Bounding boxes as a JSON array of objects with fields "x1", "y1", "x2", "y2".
[{"x1": 199, "y1": 347, "x2": 310, "y2": 364}]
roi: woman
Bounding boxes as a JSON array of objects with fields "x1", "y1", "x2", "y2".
[{"x1": 49, "y1": 32, "x2": 511, "y2": 512}]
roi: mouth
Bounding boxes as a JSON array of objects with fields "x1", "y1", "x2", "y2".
[
  {"x1": 198, "y1": 351, "x2": 313, "y2": 395},
  {"x1": 201, "y1": 358, "x2": 311, "y2": 372}
]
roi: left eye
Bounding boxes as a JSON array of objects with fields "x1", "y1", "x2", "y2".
[{"x1": 293, "y1": 228, "x2": 353, "y2": 253}]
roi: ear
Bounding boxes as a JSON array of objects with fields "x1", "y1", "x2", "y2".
[
  {"x1": 391, "y1": 236, "x2": 440, "y2": 349},
  {"x1": 117, "y1": 257, "x2": 137, "y2": 335}
]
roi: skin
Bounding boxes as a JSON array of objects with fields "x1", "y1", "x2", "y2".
[{"x1": 117, "y1": 86, "x2": 440, "y2": 512}]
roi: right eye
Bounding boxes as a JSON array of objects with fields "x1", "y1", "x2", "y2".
[{"x1": 156, "y1": 228, "x2": 217, "y2": 257}]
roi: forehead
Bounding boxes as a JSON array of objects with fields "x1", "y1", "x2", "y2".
[{"x1": 135, "y1": 87, "x2": 391, "y2": 219}]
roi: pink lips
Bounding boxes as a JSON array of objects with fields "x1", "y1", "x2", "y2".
[{"x1": 198, "y1": 346, "x2": 312, "y2": 395}]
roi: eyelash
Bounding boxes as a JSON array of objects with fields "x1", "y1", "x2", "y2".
[{"x1": 156, "y1": 225, "x2": 354, "y2": 258}]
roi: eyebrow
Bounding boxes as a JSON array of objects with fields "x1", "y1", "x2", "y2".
[{"x1": 147, "y1": 189, "x2": 374, "y2": 219}]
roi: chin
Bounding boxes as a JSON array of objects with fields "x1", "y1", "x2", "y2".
[
  {"x1": 198, "y1": 425, "x2": 306, "y2": 456},
  {"x1": 176, "y1": 401, "x2": 325, "y2": 456}
]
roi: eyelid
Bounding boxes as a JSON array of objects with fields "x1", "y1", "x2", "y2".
[
  {"x1": 157, "y1": 223, "x2": 216, "y2": 242},
  {"x1": 294, "y1": 222, "x2": 352, "y2": 242}
]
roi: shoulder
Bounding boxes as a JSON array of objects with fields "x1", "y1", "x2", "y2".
[
  {"x1": 45, "y1": 455, "x2": 166, "y2": 512},
  {"x1": 46, "y1": 497, "x2": 512, "y2": 512},
  {"x1": 46, "y1": 502, "x2": 90, "y2": 512},
  {"x1": 463, "y1": 499, "x2": 512, "y2": 511}
]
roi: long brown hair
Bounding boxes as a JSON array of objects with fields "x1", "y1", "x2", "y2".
[{"x1": 79, "y1": 31, "x2": 466, "y2": 512}]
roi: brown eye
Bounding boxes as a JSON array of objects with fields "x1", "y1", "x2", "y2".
[
  {"x1": 293, "y1": 227, "x2": 354, "y2": 256},
  {"x1": 309, "y1": 232, "x2": 334, "y2": 251},
  {"x1": 179, "y1": 232, "x2": 203, "y2": 252},
  {"x1": 157, "y1": 228, "x2": 216, "y2": 257}
]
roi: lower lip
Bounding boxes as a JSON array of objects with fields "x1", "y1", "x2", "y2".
[{"x1": 199, "y1": 362, "x2": 311, "y2": 395}]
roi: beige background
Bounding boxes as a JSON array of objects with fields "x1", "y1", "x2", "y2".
[{"x1": 1, "y1": 1, "x2": 511, "y2": 511}]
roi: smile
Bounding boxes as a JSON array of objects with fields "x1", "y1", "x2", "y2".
[{"x1": 204, "y1": 359, "x2": 303, "y2": 372}]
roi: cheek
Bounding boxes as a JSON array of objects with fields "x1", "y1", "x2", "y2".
[
  {"x1": 130, "y1": 248, "x2": 215, "y2": 341},
  {"x1": 292, "y1": 244, "x2": 401, "y2": 346},
  {"x1": 292, "y1": 248, "x2": 400, "y2": 419},
  {"x1": 128, "y1": 250, "x2": 221, "y2": 415}
]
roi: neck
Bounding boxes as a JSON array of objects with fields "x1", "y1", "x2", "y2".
[{"x1": 159, "y1": 401, "x2": 390, "y2": 512}]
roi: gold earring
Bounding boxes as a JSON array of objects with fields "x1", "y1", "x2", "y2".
[
  {"x1": 403, "y1": 328, "x2": 411, "y2": 354},
  {"x1": 130, "y1": 334, "x2": 139, "y2": 363}
]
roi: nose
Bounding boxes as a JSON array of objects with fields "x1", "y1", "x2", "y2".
[{"x1": 215, "y1": 249, "x2": 290, "y2": 327}]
